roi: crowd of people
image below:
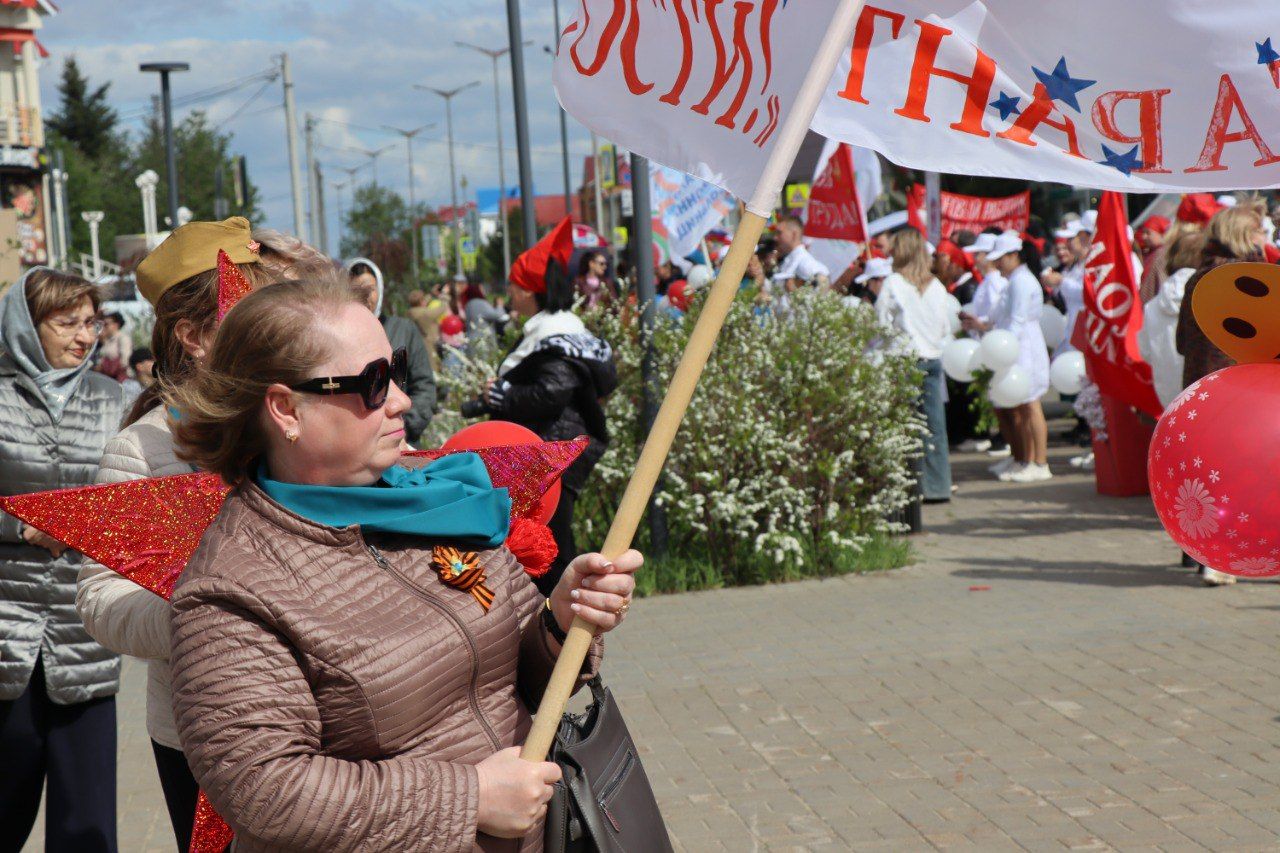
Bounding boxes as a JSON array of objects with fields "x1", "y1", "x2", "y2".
[
  {"x1": 1, "y1": 186, "x2": 1274, "y2": 849},
  {"x1": 0, "y1": 215, "x2": 632, "y2": 852}
]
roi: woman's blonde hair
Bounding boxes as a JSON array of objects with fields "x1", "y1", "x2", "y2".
[
  {"x1": 1163, "y1": 224, "x2": 1205, "y2": 275},
  {"x1": 252, "y1": 228, "x2": 335, "y2": 280},
  {"x1": 24, "y1": 268, "x2": 99, "y2": 326},
  {"x1": 1205, "y1": 203, "x2": 1264, "y2": 260},
  {"x1": 891, "y1": 228, "x2": 933, "y2": 290},
  {"x1": 125, "y1": 260, "x2": 277, "y2": 427},
  {"x1": 168, "y1": 274, "x2": 361, "y2": 484}
]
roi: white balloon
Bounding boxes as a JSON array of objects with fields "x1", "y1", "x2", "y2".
[
  {"x1": 1050, "y1": 350, "x2": 1086, "y2": 395},
  {"x1": 960, "y1": 302, "x2": 976, "y2": 316},
  {"x1": 989, "y1": 365, "x2": 1032, "y2": 408},
  {"x1": 1040, "y1": 307, "x2": 1067, "y2": 350},
  {"x1": 980, "y1": 330, "x2": 1020, "y2": 372},
  {"x1": 942, "y1": 337, "x2": 981, "y2": 382}
]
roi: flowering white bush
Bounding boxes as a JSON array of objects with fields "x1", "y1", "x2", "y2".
[
  {"x1": 579, "y1": 287, "x2": 923, "y2": 583},
  {"x1": 427, "y1": 288, "x2": 924, "y2": 586}
]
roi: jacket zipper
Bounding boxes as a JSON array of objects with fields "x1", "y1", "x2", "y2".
[
  {"x1": 366, "y1": 543, "x2": 503, "y2": 753},
  {"x1": 596, "y1": 749, "x2": 635, "y2": 832}
]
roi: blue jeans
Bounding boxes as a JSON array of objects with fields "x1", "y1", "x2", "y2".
[{"x1": 918, "y1": 358, "x2": 952, "y2": 500}]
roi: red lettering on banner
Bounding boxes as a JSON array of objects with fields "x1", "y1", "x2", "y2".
[
  {"x1": 1186, "y1": 74, "x2": 1280, "y2": 173},
  {"x1": 620, "y1": 0, "x2": 653, "y2": 94},
  {"x1": 570, "y1": 0, "x2": 626, "y2": 76},
  {"x1": 757, "y1": 0, "x2": 778, "y2": 93},
  {"x1": 691, "y1": 0, "x2": 756, "y2": 128},
  {"x1": 658, "y1": 0, "x2": 696, "y2": 105},
  {"x1": 836, "y1": 5, "x2": 905, "y2": 105},
  {"x1": 893, "y1": 19, "x2": 995, "y2": 137},
  {"x1": 996, "y1": 83, "x2": 1085, "y2": 158},
  {"x1": 1091, "y1": 90, "x2": 1171, "y2": 174}
]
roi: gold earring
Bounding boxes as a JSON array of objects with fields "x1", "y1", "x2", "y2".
[{"x1": 285, "y1": 430, "x2": 298, "y2": 443}]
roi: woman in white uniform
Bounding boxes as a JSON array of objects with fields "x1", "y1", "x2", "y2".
[{"x1": 986, "y1": 232, "x2": 1051, "y2": 482}]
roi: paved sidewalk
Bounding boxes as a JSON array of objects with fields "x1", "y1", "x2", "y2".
[{"x1": 24, "y1": 447, "x2": 1280, "y2": 851}]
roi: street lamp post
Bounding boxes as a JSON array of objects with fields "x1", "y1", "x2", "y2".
[
  {"x1": 503, "y1": 0, "x2": 538, "y2": 250},
  {"x1": 416, "y1": 81, "x2": 480, "y2": 280},
  {"x1": 332, "y1": 180, "x2": 347, "y2": 250},
  {"x1": 81, "y1": 210, "x2": 104, "y2": 278},
  {"x1": 139, "y1": 62, "x2": 189, "y2": 229},
  {"x1": 382, "y1": 123, "x2": 434, "y2": 286},
  {"x1": 355, "y1": 144, "x2": 394, "y2": 187},
  {"x1": 548, "y1": 0, "x2": 572, "y2": 215},
  {"x1": 455, "y1": 40, "x2": 529, "y2": 284}
]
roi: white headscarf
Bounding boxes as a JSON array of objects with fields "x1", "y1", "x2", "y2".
[{"x1": 344, "y1": 256, "x2": 384, "y2": 316}]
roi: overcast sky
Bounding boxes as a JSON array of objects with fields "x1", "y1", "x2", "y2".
[{"x1": 38, "y1": 0, "x2": 590, "y2": 253}]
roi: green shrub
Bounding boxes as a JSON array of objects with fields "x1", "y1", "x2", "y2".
[{"x1": 428, "y1": 287, "x2": 923, "y2": 590}]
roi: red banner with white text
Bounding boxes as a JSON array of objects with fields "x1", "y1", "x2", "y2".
[
  {"x1": 907, "y1": 184, "x2": 1030, "y2": 239},
  {"x1": 806, "y1": 143, "x2": 868, "y2": 243},
  {"x1": 1073, "y1": 191, "x2": 1163, "y2": 419}
]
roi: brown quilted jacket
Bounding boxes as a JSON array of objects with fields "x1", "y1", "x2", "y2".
[{"x1": 169, "y1": 480, "x2": 602, "y2": 852}]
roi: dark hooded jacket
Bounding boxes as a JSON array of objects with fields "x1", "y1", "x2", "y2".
[{"x1": 484, "y1": 314, "x2": 617, "y2": 492}]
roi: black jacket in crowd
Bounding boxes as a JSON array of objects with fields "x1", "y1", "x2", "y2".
[
  {"x1": 484, "y1": 331, "x2": 618, "y2": 493},
  {"x1": 381, "y1": 313, "x2": 436, "y2": 444}
]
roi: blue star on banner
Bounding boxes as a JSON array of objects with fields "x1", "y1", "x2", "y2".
[
  {"x1": 1032, "y1": 57, "x2": 1097, "y2": 112},
  {"x1": 1257, "y1": 37, "x2": 1280, "y2": 65},
  {"x1": 1099, "y1": 144, "x2": 1143, "y2": 176},
  {"x1": 989, "y1": 91, "x2": 1021, "y2": 120}
]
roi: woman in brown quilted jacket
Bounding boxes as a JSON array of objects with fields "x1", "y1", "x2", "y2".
[{"x1": 166, "y1": 275, "x2": 640, "y2": 852}]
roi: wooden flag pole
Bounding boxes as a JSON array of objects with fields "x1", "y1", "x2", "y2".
[{"x1": 521, "y1": 0, "x2": 865, "y2": 763}]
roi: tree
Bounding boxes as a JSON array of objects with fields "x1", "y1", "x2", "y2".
[
  {"x1": 342, "y1": 183, "x2": 412, "y2": 302},
  {"x1": 46, "y1": 56, "x2": 118, "y2": 161},
  {"x1": 133, "y1": 110, "x2": 262, "y2": 226}
]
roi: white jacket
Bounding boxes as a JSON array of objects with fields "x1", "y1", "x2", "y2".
[
  {"x1": 76, "y1": 404, "x2": 192, "y2": 749},
  {"x1": 1138, "y1": 267, "x2": 1193, "y2": 409}
]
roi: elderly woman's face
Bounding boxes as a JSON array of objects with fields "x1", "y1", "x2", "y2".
[
  {"x1": 38, "y1": 295, "x2": 98, "y2": 369},
  {"x1": 277, "y1": 303, "x2": 411, "y2": 486}
]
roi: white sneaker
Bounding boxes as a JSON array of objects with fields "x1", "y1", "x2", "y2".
[
  {"x1": 1202, "y1": 567, "x2": 1237, "y2": 586},
  {"x1": 957, "y1": 438, "x2": 992, "y2": 453},
  {"x1": 1005, "y1": 463, "x2": 1053, "y2": 483},
  {"x1": 989, "y1": 457, "x2": 1017, "y2": 476},
  {"x1": 1069, "y1": 452, "x2": 1094, "y2": 468},
  {"x1": 987, "y1": 445, "x2": 1012, "y2": 458},
  {"x1": 997, "y1": 461, "x2": 1027, "y2": 481}
]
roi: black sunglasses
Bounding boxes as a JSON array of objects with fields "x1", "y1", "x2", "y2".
[{"x1": 290, "y1": 348, "x2": 408, "y2": 410}]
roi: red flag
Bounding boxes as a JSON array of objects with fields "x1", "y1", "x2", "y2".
[
  {"x1": 1074, "y1": 192, "x2": 1163, "y2": 419},
  {"x1": 806, "y1": 144, "x2": 867, "y2": 244}
]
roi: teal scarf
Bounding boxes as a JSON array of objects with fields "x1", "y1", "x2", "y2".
[{"x1": 256, "y1": 452, "x2": 510, "y2": 547}]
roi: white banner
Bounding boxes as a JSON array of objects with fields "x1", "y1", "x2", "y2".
[
  {"x1": 812, "y1": 1, "x2": 1280, "y2": 192},
  {"x1": 553, "y1": 0, "x2": 847, "y2": 214},
  {"x1": 651, "y1": 165, "x2": 734, "y2": 265}
]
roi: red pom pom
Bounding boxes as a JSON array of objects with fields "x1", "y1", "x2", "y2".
[{"x1": 505, "y1": 518, "x2": 558, "y2": 578}]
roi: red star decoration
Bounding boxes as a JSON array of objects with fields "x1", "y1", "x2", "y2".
[{"x1": 216, "y1": 249, "x2": 253, "y2": 320}]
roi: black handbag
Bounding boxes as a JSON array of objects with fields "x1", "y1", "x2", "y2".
[{"x1": 544, "y1": 677, "x2": 674, "y2": 852}]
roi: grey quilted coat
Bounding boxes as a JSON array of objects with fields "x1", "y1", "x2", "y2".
[{"x1": 0, "y1": 341, "x2": 127, "y2": 704}]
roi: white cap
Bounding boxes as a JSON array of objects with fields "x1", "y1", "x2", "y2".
[
  {"x1": 1217, "y1": 194, "x2": 1238, "y2": 208},
  {"x1": 1054, "y1": 221, "x2": 1083, "y2": 240},
  {"x1": 1079, "y1": 210, "x2": 1098, "y2": 233},
  {"x1": 855, "y1": 256, "x2": 893, "y2": 283},
  {"x1": 986, "y1": 231, "x2": 1024, "y2": 261},
  {"x1": 963, "y1": 233, "x2": 997, "y2": 255}
]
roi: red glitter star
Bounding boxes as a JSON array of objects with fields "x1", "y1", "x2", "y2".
[
  {"x1": 216, "y1": 249, "x2": 253, "y2": 320},
  {"x1": 0, "y1": 438, "x2": 584, "y2": 601}
]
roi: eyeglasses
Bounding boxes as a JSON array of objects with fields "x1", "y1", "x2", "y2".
[
  {"x1": 46, "y1": 317, "x2": 104, "y2": 336},
  {"x1": 289, "y1": 348, "x2": 408, "y2": 410}
]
